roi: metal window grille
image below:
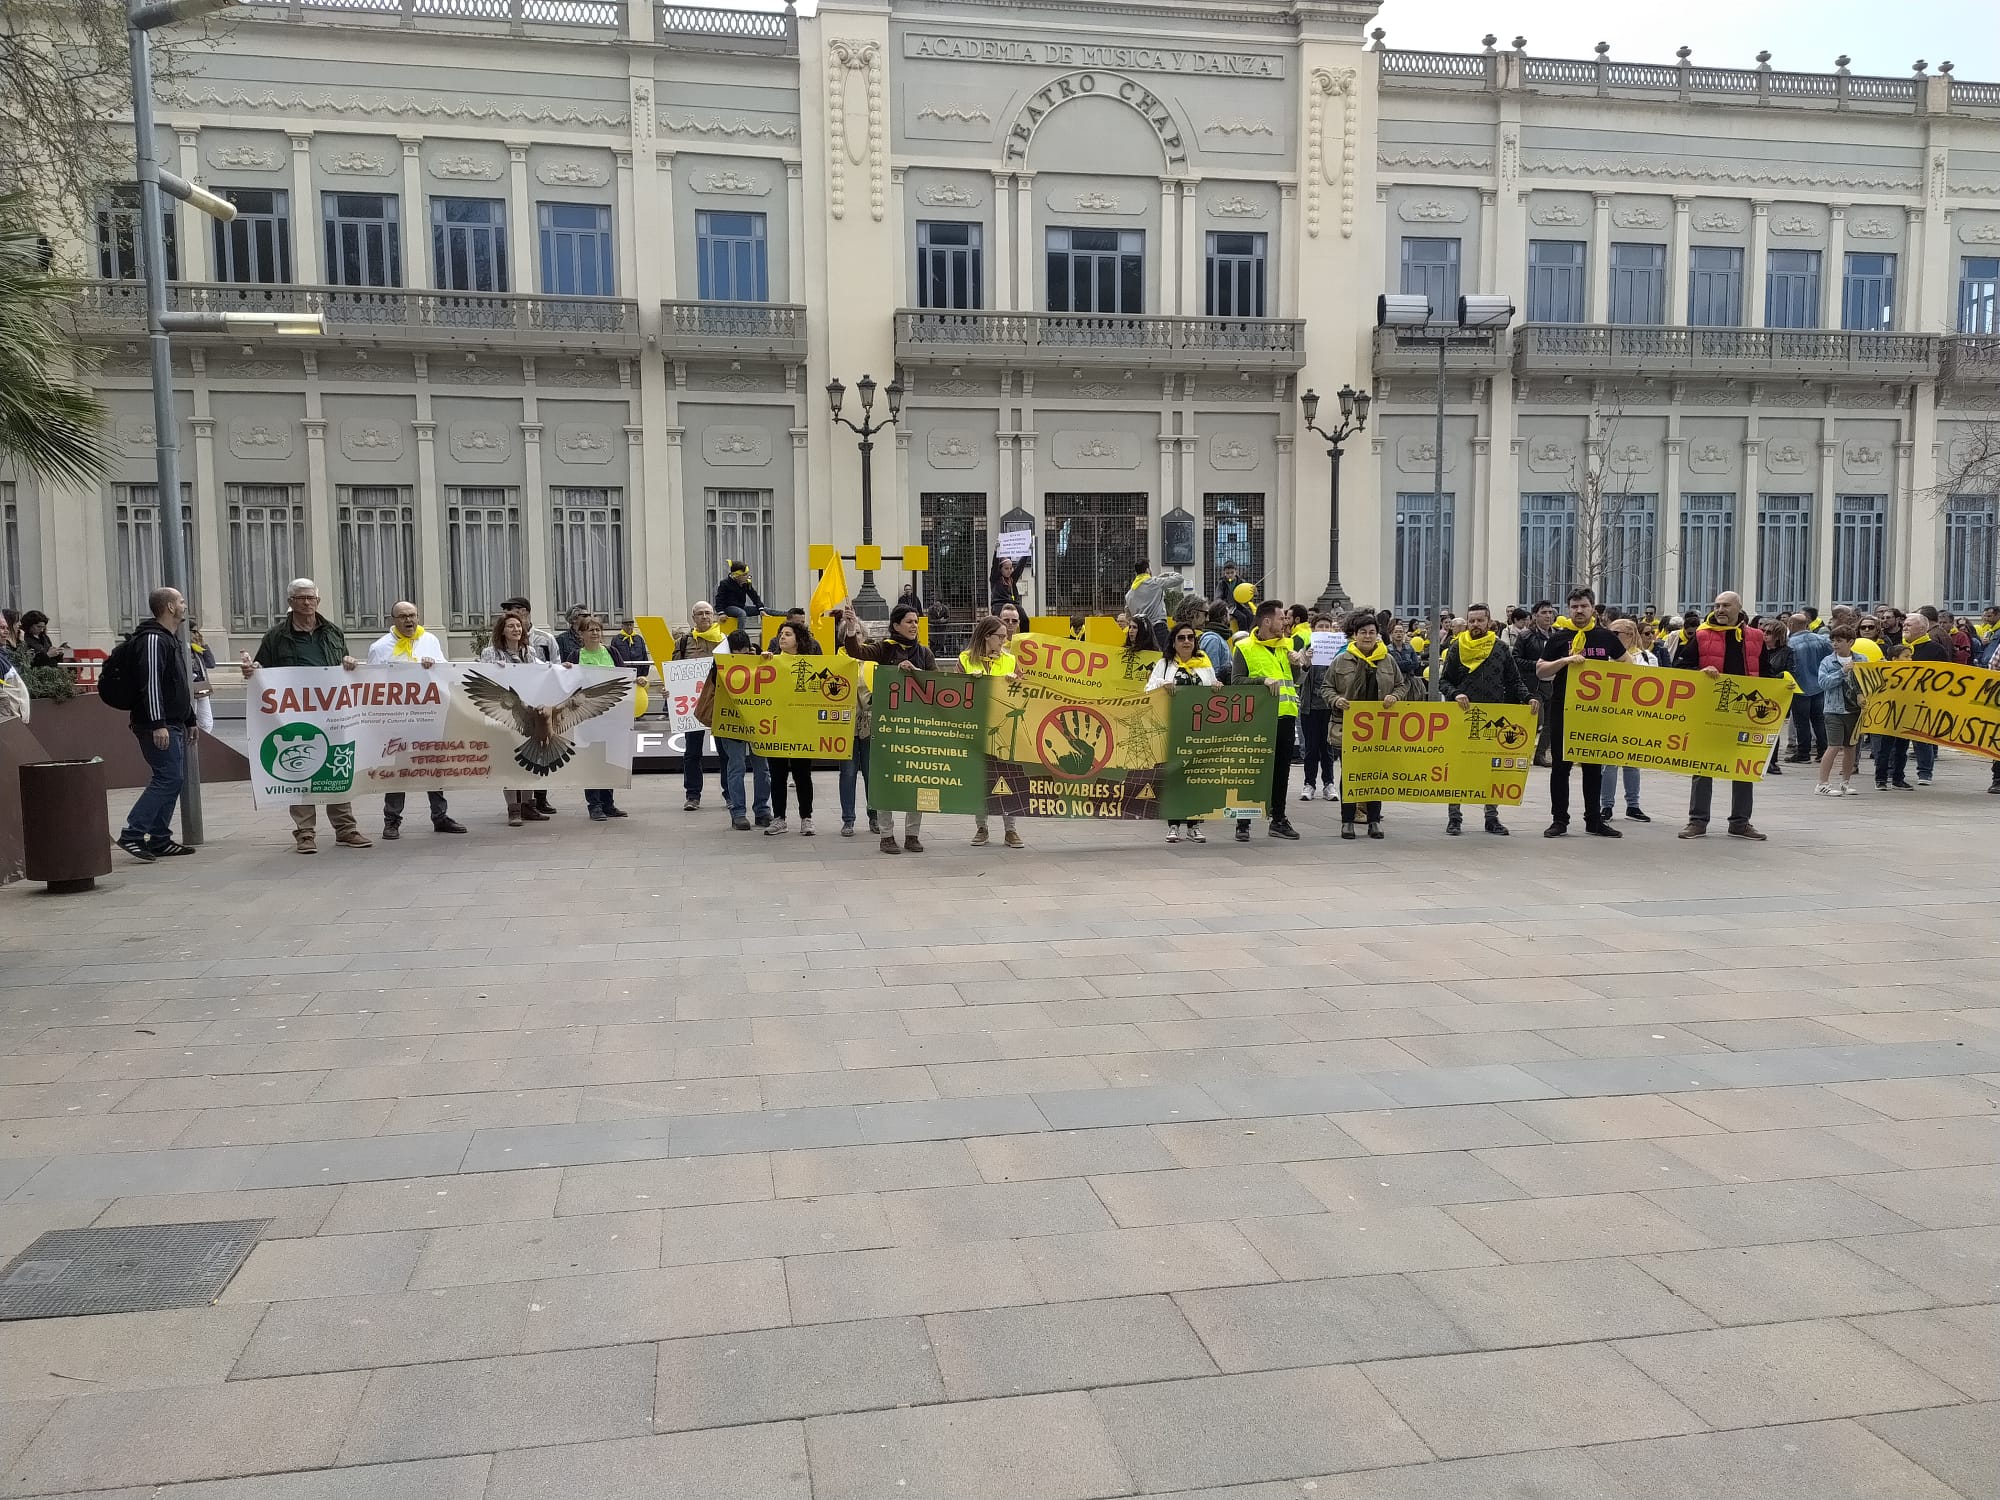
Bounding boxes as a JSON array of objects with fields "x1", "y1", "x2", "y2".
[
  {"x1": 1518, "y1": 492, "x2": 1578, "y2": 608},
  {"x1": 1688, "y1": 246, "x2": 1744, "y2": 328},
  {"x1": 1756, "y1": 493, "x2": 1813, "y2": 616},
  {"x1": 445, "y1": 487, "x2": 521, "y2": 628},
  {"x1": 1960, "y1": 257, "x2": 2000, "y2": 335},
  {"x1": 706, "y1": 489, "x2": 774, "y2": 594},
  {"x1": 1393, "y1": 492, "x2": 1454, "y2": 620},
  {"x1": 538, "y1": 202, "x2": 615, "y2": 297},
  {"x1": 551, "y1": 486, "x2": 625, "y2": 617},
  {"x1": 1206, "y1": 232, "x2": 1267, "y2": 318},
  {"x1": 696, "y1": 211, "x2": 769, "y2": 302},
  {"x1": 95, "y1": 186, "x2": 177, "y2": 281},
  {"x1": 1678, "y1": 493, "x2": 1736, "y2": 614},
  {"x1": 225, "y1": 484, "x2": 305, "y2": 631},
  {"x1": 1527, "y1": 240, "x2": 1586, "y2": 324},
  {"x1": 916, "y1": 222, "x2": 983, "y2": 311},
  {"x1": 1944, "y1": 495, "x2": 1998, "y2": 613},
  {"x1": 1202, "y1": 493, "x2": 1265, "y2": 594},
  {"x1": 1842, "y1": 252, "x2": 1896, "y2": 331},
  {"x1": 1765, "y1": 249, "x2": 1822, "y2": 329},
  {"x1": 1046, "y1": 228, "x2": 1144, "y2": 314},
  {"x1": 1830, "y1": 494, "x2": 1888, "y2": 611},
  {"x1": 323, "y1": 193, "x2": 401, "y2": 288},
  {"x1": 1044, "y1": 493, "x2": 1148, "y2": 614},
  {"x1": 432, "y1": 198, "x2": 508, "y2": 293},
  {"x1": 1609, "y1": 242, "x2": 1666, "y2": 325},
  {"x1": 1601, "y1": 494, "x2": 1660, "y2": 614},
  {"x1": 0, "y1": 486, "x2": 18, "y2": 613},
  {"x1": 1399, "y1": 237, "x2": 1460, "y2": 316},
  {"x1": 212, "y1": 188, "x2": 292, "y2": 285},
  {"x1": 111, "y1": 484, "x2": 195, "y2": 631},
  {"x1": 919, "y1": 492, "x2": 989, "y2": 653},
  {"x1": 337, "y1": 486, "x2": 416, "y2": 633}
]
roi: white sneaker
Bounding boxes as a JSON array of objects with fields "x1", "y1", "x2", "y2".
[
  {"x1": 1188, "y1": 826, "x2": 1208, "y2": 843},
  {"x1": 763, "y1": 818, "x2": 789, "y2": 835},
  {"x1": 1841, "y1": 781, "x2": 1860, "y2": 796},
  {"x1": 1814, "y1": 783, "x2": 1837, "y2": 797},
  {"x1": 1300, "y1": 785, "x2": 1316, "y2": 801},
  {"x1": 799, "y1": 817, "x2": 814, "y2": 836},
  {"x1": 1166, "y1": 828, "x2": 1180, "y2": 843}
]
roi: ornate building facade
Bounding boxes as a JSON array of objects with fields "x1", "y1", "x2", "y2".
[{"x1": 4, "y1": 0, "x2": 1997, "y2": 652}]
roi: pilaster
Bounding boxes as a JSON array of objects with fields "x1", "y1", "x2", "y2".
[
  {"x1": 399, "y1": 137, "x2": 428, "y2": 290},
  {"x1": 289, "y1": 134, "x2": 321, "y2": 285}
]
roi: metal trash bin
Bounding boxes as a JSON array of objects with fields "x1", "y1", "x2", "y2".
[{"x1": 20, "y1": 759, "x2": 112, "y2": 894}]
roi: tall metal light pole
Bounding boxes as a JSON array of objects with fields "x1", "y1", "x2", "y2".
[
  {"x1": 826, "y1": 373, "x2": 904, "y2": 621},
  {"x1": 126, "y1": 0, "x2": 321, "y2": 842},
  {"x1": 1375, "y1": 292, "x2": 1515, "y2": 695},
  {"x1": 1300, "y1": 383, "x2": 1371, "y2": 615}
]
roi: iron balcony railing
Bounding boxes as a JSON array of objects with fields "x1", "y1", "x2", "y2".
[
  {"x1": 660, "y1": 300, "x2": 807, "y2": 356},
  {"x1": 74, "y1": 281, "x2": 643, "y2": 347},
  {"x1": 895, "y1": 310, "x2": 1306, "y2": 368},
  {"x1": 657, "y1": 2, "x2": 794, "y2": 46},
  {"x1": 1514, "y1": 323, "x2": 1943, "y2": 379}
]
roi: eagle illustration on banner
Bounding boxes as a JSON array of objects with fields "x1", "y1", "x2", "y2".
[{"x1": 462, "y1": 671, "x2": 630, "y2": 774}]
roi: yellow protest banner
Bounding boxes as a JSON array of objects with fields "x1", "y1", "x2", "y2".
[
  {"x1": 711, "y1": 653, "x2": 858, "y2": 758},
  {"x1": 1562, "y1": 660, "x2": 1793, "y2": 782},
  {"x1": 981, "y1": 633, "x2": 1166, "y2": 816},
  {"x1": 1339, "y1": 702, "x2": 1537, "y2": 805},
  {"x1": 1854, "y1": 659, "x2": 2000, "y2": 760},
  {"x1": 1029, "y1": 615, "x2": 1127, "y2": 645}
]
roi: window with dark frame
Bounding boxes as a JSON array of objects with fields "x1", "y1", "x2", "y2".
[
  {"x1": 1608, "y1": 242, "x2": 1666, "y2": 325},
  {"x1": 323, "y1": 192, "x2": 401, "y2": 288},
  {"x1": 431, "y1": 197, "x2": 508, "y2": 294},
  {"x1": 1842, "y1": 252, "x2": 1896, "y2": 331},
  {"x1": 1765, "y1": 249, "x2": 1822, "y2": 329},
  {"x1": 538, "y1": 202, "x2": 615, "y2": 297},
  {"x1": 338, "y1": 486, "x2": 416, "y2": 633},
  {"x1": 1046, "y1": 227, "x2": 1144, "y2": 315},
  {"x1": 212, "y1": 188, "x2": 292, "y2": 285},
  {"x1": 1205, "y1": 232, "x2": 1266, "y2": 318},
  {"x1": 1688, "y1": 245, "x2": 1744, "y2": 328},
  {"x1": 95, "y1": 185, "x2": 177, "y2": 281},
  {"x1": 1526, "y1": 240, "x2": 1586, "y2": 324},
  {"x1": 916, "y1": 221, "x2": 983, "y2": 310},
  {"x1": 225, "y1": 483, "x2": 306, "y2": 631},
  {"x1": 1959, "y1": 256, "x2": 1999, "y2": 335},
  {"x1": 1399, "y1": 237, "x2": 1460, "y2": 316},
  {"x1": 696, "y1": 211, "x2": 769, "y2": 302}
]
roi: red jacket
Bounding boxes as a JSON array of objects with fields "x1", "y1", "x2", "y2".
[{"x1": 1691, "y1": 622, "x2": 1764, "y2": 676}]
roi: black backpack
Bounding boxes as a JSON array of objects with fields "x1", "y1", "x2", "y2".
[{"x1": 96, "y1": 634, "x2": 145, "y2": 711}]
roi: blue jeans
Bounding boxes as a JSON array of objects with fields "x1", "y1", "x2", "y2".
[
  {"x1": 1913, "y1": 740, "x2": 1937, "y2": 779},
  {"x1": 719, "y1": 736, "x2": 771, "y2": 820},
  {"x1": 1876, "y1": 738, "x2": 1910, "y2": 785},
  {"x1": 839, "y1": 736, "x2": 871, "y2": 825},
  {"x1": 682, "y1": 730, "x2": 706, "y2": 802},
  {"x1": 585, "y1": 788, "x2": 615, "y2": 814},
  {"x1": 1789, "y1": 693, "x2": 1827, "y2": 759},
  {"x1": 124, "y1": 726, "x2": 184, "y2": 846},
  {"x1": 1301, "y1": 709, "x2": 1335, "y2": 789},
  {"x1": 1598, "y1": 764, "x2": 1642, "y2": 814}
]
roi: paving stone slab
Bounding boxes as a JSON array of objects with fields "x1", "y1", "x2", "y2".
[
  {"x1": 1587, "y1": 1418, "x2": 1967, "y2": 1500},
  {"x1": 805, "y1": 1391, "x2": 1133, "y2": 1500},
  {"x1": 482, "y1": 1424, "x2": 810, "y2": 1500},
  {"x1": 322, "y1": 1169, "x2": 564, "y2": 1235},
  {"x1": 218, "y1": 1231, "x2": 426, "y2": 1303},
  {"x1": 1287, "y1": 1150, "x2": 1526, "y2": 1210},
  {"x1": 1148, "y1": 1115, "x2": 1367, "y2": 1168},
  {"x1": 928, "y1": 1295, "x2": 1217, "y2": 1399},
  {"x1": 787, "y1": 1241, "x2": 1042, "y2": 1323},
  {"x1": 0, "y1": 1305, "x2": 264, "y2": 1398},
  {"x1": 1862, "y1": 1402, "x2": 2000, "y2": 1500},
  {"x1": 1851, "y1": 1305, "x2": 2000, "y2": 1402},
  {"x1": 1843, "y1": 1227, "x2": 2000, "y2": 1304},
  {"x1": 656, "y1": 1314, "x2": 944, "y2": 1429},
  {"x1": 1408, "y1": 1257, "x2": 1714, "y2": 1348},
  {"x1": 1176, "y1": 1274, "x2": 1472, "y2": 1371},
  {"x1": 1633, "y1": 1242, "x2": 1936, "y2": 1325}
]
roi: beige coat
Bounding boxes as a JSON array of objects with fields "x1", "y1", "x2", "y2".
[{"x1": 1320, "y1": 648, "x2": 1408, "y2": 754}]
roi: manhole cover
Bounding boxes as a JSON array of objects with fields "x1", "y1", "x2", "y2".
[{"x1": 0, "y1": 1220, "x2": 271, "y2": 1320}]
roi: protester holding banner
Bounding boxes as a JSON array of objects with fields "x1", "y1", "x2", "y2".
[
  {"x1": 673, "y1": 602, "x2": 728, "y2": 811},
  {"x1": 1898, "y1": 609, "x2": 1949, "y2": 787},
  {"x1": 840, "y1": 652, "x2": 876, "y2": 838},
  {"x1": 1672, "y1": 591, "x2": 1773, "y2": 840},
  {"x1": 242, "y1": 579, "x2": 371, "y2": 854},
  {"x1": 1324, "y1": 613, "x2": 1406, "y2": 841},
  {"x1": 1146, "y1": 623, "x2": 1219, "y2": 844},
  {"x1": 841, "y1": 603, "x2": 937, "y2": 853},
  {"x1": 481, "y1": 613, "x2": 542, "y2": 825},
  {"x1": 1537, "y1": 588, "x2": 1624, "y2": 840},
  {"x1": 500, "y1": 596, "x2": 562, "y2": 816},
  {"x1": 1440, "y1": 604, "x2": 1533, "y2": 837},
  {"x1": 1199, "y1": 603, "x2": 1236, "y2": 687},
  {"x1": 571, "y1": 616, "x2": 631, "y2": 822},
  {"x1": 709, "y1": 618, "x2": 773, "y2": 831},
  {"x1": 759, "y1": 620, "x2": 823, "y2": 835},
  {"x1": 1231, "y1": 601, "x2": 1302, "y2": 842},
  {"x1": 955, "y1": 617, "x2": 1025, "y2": 849},
  {"x1": 367, "y1": 602, "x2": 464, "y2": 839},
  {"x1": 1594, "y1": 616, "x2": 1655, "y2": 820}
]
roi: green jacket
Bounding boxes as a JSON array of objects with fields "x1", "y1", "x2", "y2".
[{"x1": 254, "y1": 616, "x2": 348, "y2": 668}]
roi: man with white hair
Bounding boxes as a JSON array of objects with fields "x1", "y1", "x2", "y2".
[
  {"x1": 1673, "y1": 589, "x2": 1774, "y2": 841},
  {"x1": 367, "y1": 601, "x2": 464, "y2": 838},
  {"x1": 241, "y1": 578, "x2": 371, "y2": 854}
]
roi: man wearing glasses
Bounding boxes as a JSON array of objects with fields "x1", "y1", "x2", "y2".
[
  {"x1": 240, "y1": 578, "x2": 372, "y2": 854},
  {"x1": 367, "y1": 602, "x2": 465, "y2": 839}
]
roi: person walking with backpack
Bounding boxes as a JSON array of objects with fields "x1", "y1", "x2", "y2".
[{"x1": 111, "y1": 587, "x2": 198, "y2": 862}]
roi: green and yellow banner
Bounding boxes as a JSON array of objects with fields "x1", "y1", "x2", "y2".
[
  {"x1": 1339, "y1": 703, "x2": 1537, "y2": 805},
  {"x1": 1561, "y1": 661, "x2": 1794, "y2": 782},
  {"x1": 1854, "y1": 659, "x2": 2000, "y2": 760},
  {"x1": 711, "y1": 653, "x2": 858, "y2": 758}
]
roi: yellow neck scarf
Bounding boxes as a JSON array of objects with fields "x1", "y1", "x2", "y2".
[
  {"x1": 391, "y1": 628, "x2": 423, "y2": 659},
  {"x1": 1346, "y1": 639, "x2": 1389, "y2": 666},
  {"x1": 1170, "y1": 652, "x2": 1212, "y2": 673},
  {"x1": 688, "y1": 621, "x2": 726, "y2": 645},
  {"x1": 1555, "y1": 615, "x2": 1593, "y2": 653},
  {"x1": 1699, "y1": 616, "x2": 1743, "y2": 641},
  {"x1": 1453, "y1": 630, "x2": 1496, "y2": 671}
]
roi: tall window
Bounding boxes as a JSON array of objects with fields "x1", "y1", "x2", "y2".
[
  {"x1": 919, "y1": 493, "x2": 989, "y2": 654},
  {"x1": 1945, "y1": 496, "x2": 1997, "y2": 614},
  {"x1": 695, "y1": 211, "x2": 769, "y2": 301},
  {"x1": 1, "y1": 484, "x2": 19, "y2": 612},
  {"x1": 1766, "y1": 249, "x2": 1822, "y2": 329},
  {"x1": 212, "y1": 188, "x2": 291, "y2": 285},
  {"x1": 1960, "y1": 257, "x2": 1999, "y2": 335},
  {"x1": 538, "y1": 203, "x2": 614, "y2": 297},
  {"x1": 1688, "y1": 246, "x2": 1744, "y2": 328},
  {"x1": 432, "y1": 198, "x2": 507, "y2": 293},
  {"x1": 706, "y1": 489, "x2": 774, "y2": 591},
  {"x1": 1203, "y1": 493, "x2": 1265, "y2": 587},
  {"x1": 1527, "y1": 240, "x2": 1586, "y2": 324},
  {"x1": 337, "y1": 486, "x2": 416, "y2": 633},
  {"x1": 1831, "y1": 494, "x2": 1888, "y2": 610},
  {"x1": 1044, "y1": 493, "x2": 1148, "y2": 613},
  {"x1": 111, "y1": 484, "x2": 195, "y2": 631},
  {"x1": 1609, "y1": 242, "x2": 1666, "y2": 325},
  {"x1": 323, "y1": 193, "x2": 401, "y2": 288},
  {"x1": 1756, "y1": 494, "x2": 1812, "y2": 616},
  {"x1": 226, "y1": 484, "x2": 305, "y2": 631},
  {"x1": 446, "y1": 488, "x2": 521, "y2": 628},
  {"x1": 1399, "y1": 238, "x2": 1460, "y2": 316},
  {"x1": 1518, "y1": 493, "x2": 1578, "y2": 609},
  {"x1": 1206, "y1": 232, "x2": 1267, "y2": 317},
  {"x1": 1394, "y1": 493, "x2": 1453, "y2": 620},
  {"x1": 916, "y1": 222, "x2": 983, "y2": 310},
  {"x1": 1842, "y1": 252, "x2": 1896, "y2": 331},
  {"x1": 551, "y1": 487, "x2": 625, "y2": 617},
  {"x1": 1678, "y1": 494, "x2": 1735, "y2": 614},
  {"x1": 1046, "y1": 228, "x2": 1144, "y2": 314},
  {"x1": 1600, "y1": 494, "x2": 1659, "y2": 614},
  {"x1": 95, "y1": 185, "x2": 177, "y2": 281}
]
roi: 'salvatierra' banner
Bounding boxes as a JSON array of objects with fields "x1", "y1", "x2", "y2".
[
  {"x1": 1854, "y1": 659, "x2": 2000, "y2": 760},
  {"x1": 246, "y1": 663, "x2": 634, "y2": 805},
  {"x1": 1340, "y1": 702, "x2": 1537, "y2": 805},
  {"x1": 1562, "y1": 661, "x2": 1795, "y2": 783}
]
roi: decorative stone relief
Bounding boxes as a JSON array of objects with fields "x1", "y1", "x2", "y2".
[
  {"x1": 927, "y1": 431, "x2": 979, "y2": 468},
  {"x1": 1694, "y1": 211, "x2": 1743, "y2": 232},
  {"x1": 659, "y1": 115, "x2": 798, "y2": 142},
  {"x1": 1520, "y1": 152, "x2": 1917, "y2": 193},
  {"x1": 1377, "y1": 149, "x2": 1490, "y2": 171},
  {"x1": 1397, "y1": 199, "x2": 1468, "y2": 224},
  {"x1": 339, "y1": 421, "x2": 403, "y2": 461},
  {"x1": 1053, "y1": 189, "x2": 1137, "y2": 215},
  {"x1": 1526, "y1": 439, "x2": 1573, "y2": 473},
  {"x1": 116, "y1": 417, "x2": 157, "y2": 453},
  {"x1": 1203, "y1": 382, "x2": 1268, "y2": 402},
  {"x1": 1605, "y1": 442, "x2": 1656, "y2": 475},
  {"x1": 1692, "y1": 387, "x2": 1744, "y2": 405},
  {"x1": 1959, "y1": 220, "x2": 2000, "y2": 244},
  {"x1": 928, "y1": 379, "x2": 988, "y2": 397},
  {"x1": 207, "y1": 144, "x2": 279, "y2": 171},
  {"x1": 1060, "y1": 383, "x2": 1121, "y2": 401},
  {"x1": 429, "y1": 153, "x2": 503, "y2": 181},
  {"x1": 1763, "y1": 387, "x2": 1822, "y2": 408},
  {"x1": 228, "y1": 420, "x2": 293, "y2": 459},
  {"x1": 1842, "y1": 439, "x2": 1887, "y2": 475},
  {"x1": 1765, "y1": 440, "x2": 1809, "y2": 473},
  {"x1": 1530, "y1": 202, "x2": 1586, "y2": 226},
  {"x1": 555, "y1": 425, "x2": 614, "y2": 464},
  {"x1": 1770, "y1": 213, "x2": 1819, "y2": 236},
  {"x1": 1612, "y1": 205, "x2": 1667, "y2": 229},
  {"x1": 1204, "y1": 117, "x2": 1273, "y2": 138},
  {"x1": 917, "y1": 184, "x2": 981, "y2": 207},
  {"x1": 1396, "y1": 436, "x2": 1455, "y2": 473},
  {"x1": 696, "y1": 169, "x2": 770, "y2": 196},
  {"x1": 916, "y1": 104, "x2": 991, "y2": 123},
  {"x1": 1209, "y1": 434, "x2": 1257, "y2": 470},
  {"x1": 1848, "y1": 216, "x2": 1896, "y2": 238},
  {"x1": 1688, "y1": 440, "x2": 1731, "y2": 472},
  {"x1": 827, "y1": 37, "x2": 885, "y2": 222},
  {"x1": 171, "y1": 86, "x2": 624, "y2": 129},
  {"x1": 537, "y1": 160, "x2": 609, "y2": 187},
  {"x1": 1052, "y1": 432, "x2": 1139, "y2": 470},
  {"x1": 704, "y1": 428, "x2": 773, "y2": 466},
  {"x1": 449, "y1": 423, "x2": 510, "y2": 461},
  {"x1": 1305, "y1": 67, "x2": 1357, "y2": 240},
  {"x1": 1841, "y1": 390, "x2": 1900, "y2": 409},
  {"x1": 326, "y1": 150, "x2": 391, "y2": 176},
  {"x1": 696, "y1": 370, "x2": 782, "y2": 393},
  {"x1": 209, "y1": 359, "x2": 295, "y2": 380},
  {"x1": 1208, "y1": 195, "x2": 1268, "y2": 219},
  {"x1": 322, "y1": 356, "x2": 411, "y2": 383}
]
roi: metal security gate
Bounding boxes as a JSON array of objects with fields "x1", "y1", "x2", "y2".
[
  {"x1": 1679, "y1": 494, "x2": 1735, "y2": 614},
  {"x1": 1394, "y1": 492, "x2": 1453, "y2": 621},
  {"x1": 920, "y1": 492, "x2": 988, "y2": 653},
  {"x1": 1045, "y1": 493, "x2": 1147, "y2": 616},
  {"x1": 1518, "y1": 493, "x2": 1577, "y2": 609},
  {"x1": 1203, "y1": 494, "x2": 1264, "y2": 596},
  {"x1": 1756, "y1": 493, "x2": 1812, "y2": 616},
  {"x1": 1832, "y1": 494, "x2": 1887, "y2": 610}
]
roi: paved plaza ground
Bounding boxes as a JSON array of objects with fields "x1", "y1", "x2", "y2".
[{"x1": 1, "y1": 750, "x2": 1996, "y2": 1499}]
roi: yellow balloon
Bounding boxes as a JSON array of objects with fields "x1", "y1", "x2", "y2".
[
  {"x1": 632, "y1": 682, "x2": 650, "y2": 719},
  {"x1": 1232, "y1": 582, "x2": 1256, "y2": 605}
]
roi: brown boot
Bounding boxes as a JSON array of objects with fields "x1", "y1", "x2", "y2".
[
  {"x1": 879, "y1": 835, "x2": 901, "y2": 854},
  {"x1": 335, "y1": 828, "x2": 373, "y2": 848},
  {"x1": 1677, "y1": 822, "x2": 1707, "y2": 839},
  {"x1": 1727, "y1": 822, "x2": 1767, "y2": 841}
]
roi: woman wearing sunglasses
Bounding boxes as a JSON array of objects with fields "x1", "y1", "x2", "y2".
[{"x1": 1146, "y1": 624, "x2": 1219, "y2": 844}]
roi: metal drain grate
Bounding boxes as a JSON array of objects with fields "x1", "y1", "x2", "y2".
[{"x1": 0, "y1": 1219, "x2": 272, "y2": 1320}]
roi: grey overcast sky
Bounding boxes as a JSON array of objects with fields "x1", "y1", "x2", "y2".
[{"x1": 1370, "y1": 0, "x2": 1999, "y2": 79}]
